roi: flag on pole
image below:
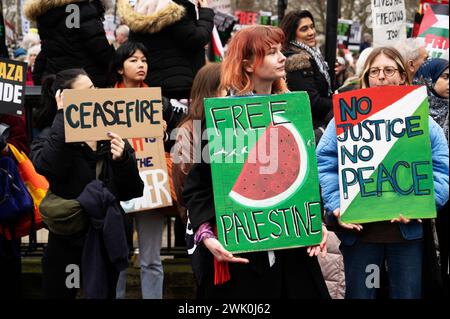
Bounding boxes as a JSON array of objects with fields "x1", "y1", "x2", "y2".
[
  {"x1": 211, "y1": 25, "x2": 224, "y2": 62},
  {"x1": 417, "y1": 3, "x2": 449, "y2": 58}
]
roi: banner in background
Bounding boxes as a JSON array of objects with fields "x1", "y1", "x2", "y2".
[
  {"x1": 417, "y1": 3, "x2": 449, "y2": 59},
  {"x1": 372, "y1": 0, "x2": 407, "y2": 46}
]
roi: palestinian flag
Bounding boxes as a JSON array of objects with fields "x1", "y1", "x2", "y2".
[
  {"x1": 417, "y1": 4, "x2": 449, "y2": 58},
  {"x1": 333, "y1": 86, "x2": 436, "y2": 224},
  {"x1": 210, "y1": 26, "x2": 224, "y2": 62}
]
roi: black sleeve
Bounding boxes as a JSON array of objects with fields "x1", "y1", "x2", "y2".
[
  {"x1": 169, "y1": 7, "x2": 215, "y2": 52},
  {"x1": 286, "y1": 69, "x2": 333, "y2": 123},
  {"x1": 32, "y1": 49, "x2": 46, "y2": 85},
  {"x1": 30, "y1": 111, "x2": 73, "y2": 180},
  {"x1": 78, "y1": 13, "x2": 115, "y2": 71},
  {"x1": 110, "y1": 141, "x2": 144, "y2": 201},
  {"x1": 182, "y1": 161, "x2": 216, "y2": 231}
]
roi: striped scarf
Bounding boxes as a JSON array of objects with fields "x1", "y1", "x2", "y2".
[{"x1": 289, "y1": 40, "x2": 332, "y2": 95}]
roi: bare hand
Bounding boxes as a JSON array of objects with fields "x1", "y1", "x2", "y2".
[
  {"x1": 55, "y1": 89, "x2": 64, "y2": 110},
  {"x1": 197, "y1": 0, "x2": 209, "y2": 8},
  {"x1": 307, "y1": 224, "x2": 328, "y2": 257},
  {"x1": 333, "y1": 208, "x2": 363, "y2": 231},
  {"x1": 390, "y1": 214, "x2": 422, "y2": 224},
  {"x1": 203, "y1": 237, "x2": 249, "y2": 263},
  {"x1": 107, "y1": 132, "x2": 125, "y2": 161}
]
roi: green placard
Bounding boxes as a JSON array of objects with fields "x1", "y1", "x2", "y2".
[
  {"x1": 204, "y1": 92, "x2": 322, "y2": 254},
  {"x1": 333, "y1": 86, "x2": 436, "y2": 224}
]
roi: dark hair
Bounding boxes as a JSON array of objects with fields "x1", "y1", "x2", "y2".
[
  {"x1": 110, "y1": 41, "x2": 149, "y2": 84},
  {"x1": 34, "y1": 69, "x2": 88, "y2": 130},
  {"x1": 279, "y1": 10, "x2": 315, "y2": 49},
  {"x1": 178, "y1": 63, "x2": 222, "y2": 128}
]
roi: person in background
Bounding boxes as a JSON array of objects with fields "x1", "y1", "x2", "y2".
[
  {"x1": 335, "y1": 49, "x2": 354, "y2": 89},
  {"x1": 24, "y1": 0, "x2": 115, "y2": 87},
  {"x1": 118, "y1": 0, "x2": 214, "y2": 248},
  {"x1": 359, "y1": 33, "x2": 372, "y2": 52},
  {"x1": 317, "y1": 46, "x2": 449, "y2": 299},
  {"x1": 0, "y1": 113, "x2": 30, "y2": 299},
  {"x1": 415, "y1": 58, "x2": 449, "y2": 295},
  {"x1": 338, "y1": 47, "x2": 374, "y2": 92},
  {"x1": 114, "y1": 25, "x2": 130, "y2": 48},
  {"x1": 280, "y1": 10, "x2": 333, "y2": 143},
  {"x1": 117, "y1": 0, "x2": 214, "y2": 100},
  {"x1": 25, "y1": 44, "x2": 41, "y2": 86},
  {"x1": 395, "y1": 38, "x2": 429, "y2": 82}
]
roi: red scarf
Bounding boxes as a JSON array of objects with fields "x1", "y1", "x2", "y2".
[
  {"x1": 213, "y1": 225, "x2": 231, "y2": 285},
  {"x1": 114, "y1": 81, "x2": 148, "y2": 88}
]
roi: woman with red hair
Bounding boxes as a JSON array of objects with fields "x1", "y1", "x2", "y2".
[{"x1": 182, "y1": 25, "x2": 330, "y2": 299}]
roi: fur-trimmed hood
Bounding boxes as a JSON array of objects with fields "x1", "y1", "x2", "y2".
[
  {"x1": 117, "y1": 0, "x2": 185, "y2": 34},
  {"x1": 24, "y1": 0, "x2": 111, "y2": 21},
  {"x1": 284, "y1": 45, "x2": 313, "y2": 73}
]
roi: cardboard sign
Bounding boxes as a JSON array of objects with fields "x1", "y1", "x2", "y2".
[
  {"x1": 0, "y1": 57, "x2": 26, "y2": 116},
  {"x1": 63, "y1": 88, "x2": 164, "y2": 142},
  {"x1": 333, "y1": 86, "x2": 436, "y2": 224},
  {"x1": 121, "y1": 137, "x2": 172, "y2": 212},
  {"x1": 417, "y1": 3, "x2": 449, "y2": 59},
  {"x1": 372, "y1": 0, "x2": 407, "y2": 46},
  {"x1": 204, "y1": 92, "x2": 322, "y2": 254}
]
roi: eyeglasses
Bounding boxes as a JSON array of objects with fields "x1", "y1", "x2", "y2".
[{"x1": 368, "y1": 67, "x2": 399, "y2": 78}]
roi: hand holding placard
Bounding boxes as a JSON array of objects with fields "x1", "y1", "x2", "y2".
[
  {"x1": 107, "y1": 132, "x2": 125, "y2": 161},
  {"x1": 333, "y1": 208, "x2": 363, "y2": 231},
  {"x1": 203, "y1": 237, "x2": 249, "y2": 264}
]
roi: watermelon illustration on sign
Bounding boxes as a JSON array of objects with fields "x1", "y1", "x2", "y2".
[{"x1": 229, "y1": 115, "x2": 308, "y2": 208}]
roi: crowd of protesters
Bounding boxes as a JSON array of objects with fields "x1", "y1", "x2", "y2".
[{"x1": 0, "y1": 0, "x2": 448, "y2": 300}]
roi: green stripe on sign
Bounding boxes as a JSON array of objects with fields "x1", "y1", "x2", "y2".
[
  {"x1": 419, "y1": 27, "x2": 449, "y2": 38},
  {"x1": 341, "y1": 99, "x2": 436, "y2": 224}
]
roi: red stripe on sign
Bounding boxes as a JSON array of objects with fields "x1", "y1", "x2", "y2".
[{"x1": 333, "y1": 86, "x2": 420, "y2": 136}]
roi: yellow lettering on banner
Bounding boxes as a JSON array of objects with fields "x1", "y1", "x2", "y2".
[
  {"x1": 14, "y1": 65, "x2": 23, "y2": 82},
  {"x1": 0, "y1": 62, "x2": 20, "y2": 81},
  {"x1": 0, "y1": 62, "x2": 6, "y2": 79},
  {"x1": 6, "y1": 63, "x2": 15, "y2": 80}
]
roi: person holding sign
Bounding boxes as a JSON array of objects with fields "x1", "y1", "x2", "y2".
[
  {"x1": 111, "y1": 41, "x2": 169, "y2": 299},
  {"x1": 316, "y1": 47, "x2": 449, "y2": 299},
  {"x1": 30, "y1": 69, "x2": 144, "y2": 299},
  {"x1": 280, "y1": 10, "x2": 333, "y2": 142},
  {"x1": 183, "y1": 25, "x2": 330, "y2": 299}
]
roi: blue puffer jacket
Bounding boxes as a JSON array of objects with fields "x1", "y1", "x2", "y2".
[{"x1": 316, "y1": 116, "x2": 449, "y2": 246}]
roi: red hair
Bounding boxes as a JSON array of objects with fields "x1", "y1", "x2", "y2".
[{"x1": 221, "y1": 25, "x2": 287, "y2": 95}]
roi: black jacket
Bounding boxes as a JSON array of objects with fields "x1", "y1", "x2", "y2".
[
  {"x1": 30, "y1": 111, "x2": 144, "y2": 202},
  {"x1": 24, "y1": 0, "x2": 115, "y2": 87},
  {"x1": 118, "y1": 0, "x2": 214, "y2": 99},
  {"x1": 182, "y1": 142, "x2": 330, "y2": 298},
  {"x1": 77, "y1": 180, "x2": 129, "y2": 299},
  {"x1": 284, "y1": 45, "x2": 333, "y2": 134}
]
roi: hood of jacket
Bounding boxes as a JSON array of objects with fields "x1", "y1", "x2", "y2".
[
  {"x1": 24, "y1": 0, "x2": 111, "y2": 22},
  {"x1": 284, "y1": 45, "x2": 313, "y2": 73},
  {"x1": 117, "y1": 0, "x2": 185, "y2": 34}
]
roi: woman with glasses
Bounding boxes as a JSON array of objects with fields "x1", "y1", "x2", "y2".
[
  {"x1": 280, "y1": 10, "x2": 333, "y2": 143},
  {"x1": 316, "y1": 47, "x2": 449, "y2": 299}
]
